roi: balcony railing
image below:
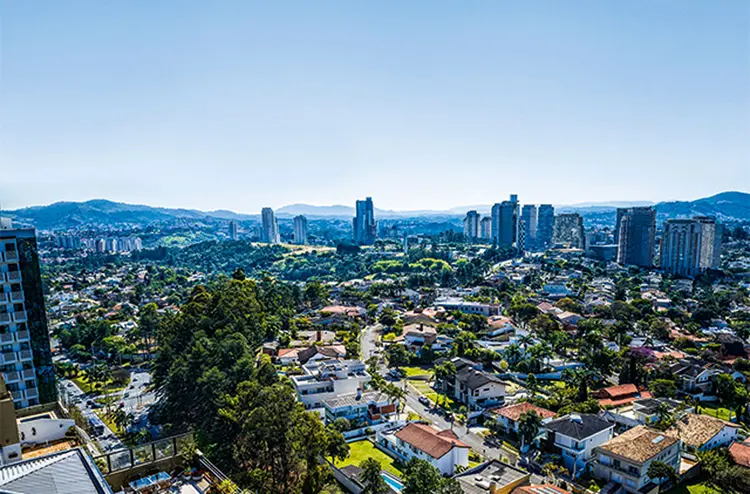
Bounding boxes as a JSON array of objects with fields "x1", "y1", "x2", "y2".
[
  {"x1": 10, "y1": 292, "x2": 23, "y2": 302},
  {"x1": 25, "y1": 387, "x2": 38, "y2": 399},
  {"x1": 0, "y1": 293, "x2": 7, "y2": 304},
  {"x1": 19, "y1": 350, "x2": 32, "y2": 361},
  {"x1": 22, "y1": 369, "x2": 35, "y2": 379},
  {"x1": 15, "y1": 330, "x2": 29, "y2": 342},
  {"x1": 4, "y1": 251, "x2": 17, "y2": 261},
  {"x1": 3, "y1": 371, "x2": 19, "y2": 382},
  {"x1": 0, "y1": 333, "x2": 13, "y2": 344},
  {"x1": 0, "y1": 314, "x2": 9, "y2": 324},
  {"x1": 13, "y1": 312, "x2": 26, "y2": 323},
  {"x1": 2, "y1": 352, "x2": 17, "y2": 364},
  {"x1": 6, "y1": 272, "x2": 20, "y2": 282},
  {"x1": 556, "y1": 441, "x2": 585, "y2": 452}
]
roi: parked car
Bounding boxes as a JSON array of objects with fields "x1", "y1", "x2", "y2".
[{"x1": 418, "y1": 396, "x2": 430, "y2": 406}]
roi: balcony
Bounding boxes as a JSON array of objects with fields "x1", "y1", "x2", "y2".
[
  {"x1": 0, "y1": 293, "x2": 7, "y2": 304},
  {"x1": 15, "y1": 330, "x2": 29, "y2": 342},
  {"x1": 10, "y1": 292, "x2": 22, "y2": 302},
  {"x1": 25, "y1": 387, "x2": 38, "y2": 399},
  {"x1": 0, "y1": 314, "x2": 9, "y2": 324},
  {"x1": 19, "y1": 350, "x2": 32, "y2": 361},
  {"x1": 2, "y1": 352, "x2": 17, "y2": 364},
  {"x1": 6, "y1": 272, "x2": 20, "y2": 282},
  {"x1": 22, "y1": 369, "x2": 35, "y2": 379},
  {"x1": 3, "y1": 371, "x2": 19, "y2": 383},
  {"x1": 556, "y1": 441, "x2": 585, "y2": 452},
  {"x1": 13, "y1": 312, "x2": 26, "y2": 323},
  {"x1": 0, "y1": 333, "x2": 13, "y2": 344},
  {"x1": 4, "y1": 251, "x2": 17, "y2": 261}
]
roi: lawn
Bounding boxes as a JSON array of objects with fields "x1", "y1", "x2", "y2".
[
  {"x1": 401, "y1": 366, "x2": 434, "y2": 380},
  {"x1": 94, "y1": 410, "x2": 124, "y2": 437},
  {"x1": 697, "y1": 404, "x2": 735, "y2": 422},
  {"x1": 666, "y1": 480, "x2": 723, "y2": 494},
  {"x1": 409, "y1": 381, "x2": 457, "y2": 409},
  {"x1": 72, "y1": 375, "x2": 130, "y2": 395},
  {"x1": 331, "y1": 440, "x2": 403, "y2": 477}
]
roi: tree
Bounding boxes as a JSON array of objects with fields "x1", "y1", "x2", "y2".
[
  {"x1": 360, "y1": 458, "x2": 389, "y2": 494},
  {"x1": 303, "y1": 281, "x2": 329, "y2": 309},
  {"x1": 518, "y1": 411, "x2": 542, "y2": 451},
  {"x1": 526, "y1": 374, "x2": 539, "y2": 396},
  {"x1": 434, "y1": 361, "x2": 456, "y2": 407},
  {"x1": 562, "y1": 368, "x2": 596, "y2": 402},
  {"x1": 646, "y1": 461, "x2": 676, "y2": 485},
  {"x1": 403, "y1": 459, "x2": 444, "y2": 494},
  {"x1": 508, "y1": 303, "x2": 539, "y2": 329},
  {"x1": 386, "y1": 344, "x2": 411, "y2": 369},
  {"x1": 650, "y1": 379, "x2": 677, "y2": 398}
]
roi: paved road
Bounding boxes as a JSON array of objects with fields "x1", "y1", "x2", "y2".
[{"x1": 361, "y1": 323, "x2": 383, "y2": 362}]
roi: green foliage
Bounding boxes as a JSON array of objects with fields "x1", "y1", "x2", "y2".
[
  {"x1": 650, "y1": 379, "x2": 677, "y2": 398},
  {"x1": 360, "y1": 458, "x2": 390, "y2": 494}
]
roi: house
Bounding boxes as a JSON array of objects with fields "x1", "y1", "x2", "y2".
[
  {"x1": 453, "y1": 365, "x2": 508, "y2": 410},
  {"x1": 290, "y1": 360, "x2": 371, "y2": 415},
  {"x1": 600, "y1": 398, "x2": 690, "y2": 430},
  {"x1": 336, "y1": 465, "x2": 399, "y2": 494},
  {"x1": 665, "y1": 413, "x2": 739, "y2": 452},
  {"x1": 322, "y1": 390, "x2": 397, "y2": 427},
  {"x1": 487, "y1": 316, "x2": 518, "y2": 337},
  {"x1": 377, "y1": 423, "x2": 469, "y2": 475},
  {"x1": 593, "y1": 426, "x2": 681, "y2": 494},
  {"x1": 556, "y1": 312, "x2": 583, "y2": 327},
  {"x1": 490, "y1": 402, "x2": 556, "y2": 435},
  {"x1": 397, "y1": 324, "x2": 437, "y2": 355},
  {"x1": 512, "y1": 486, "x2": 571, "y2": 494},
  {"x1": 435, "y1": 297, "x2": 500, "y2": 316},
  {"x1": 729, "y1": 440, "x2": 750, "y2": 469},
  {"x1": 544, "y1": 413, "x2": 615, "y2": 476},
  {"x1": 669, "y1": 359, "x2": 719, "y2": 395},
  {"x1": 453, "y1": 459, "x2": 531, "y2": 494},
  {"x1": 593, "y1": 384, "x2": 652, "y2": 408},
  {"x1": 276, "y1": 344, "x2": 347, "y2": 366}
]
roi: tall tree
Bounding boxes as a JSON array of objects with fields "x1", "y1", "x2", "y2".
[{"x1": 360, "y1": 458, "x2": 389, "y2": 494}]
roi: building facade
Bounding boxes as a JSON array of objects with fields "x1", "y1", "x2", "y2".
[
  {"x1": 616, "y1": 207, "x2": 656, "y2": 268},
  {"x1": 463, "y1": 210, "x2": 480, "y2": 242},
  {"x1": 0, "y1": 228, "x2": 56, "y2": 409},
  {"x1": 353, "y1": 197, "x2": 376, "y2": 245},
  {"x1": 553, "y1": 214, "x2": 585, "y2": 249},
  {"x1": 293, "y1": 215, "x2": 308, "y2": 245},
  {"x1": 491, "y1": 195, "x2": 519, "y2": 248},
  {"x1": 229, "y1": 220, "x2": 238, "y2": 241},
  {"x1": 536, "y1": 204, "x2": 555, "y2": 250},
  {"x1": 661, "y1": 219, "x2": 702, "y2": 277},
  {"x1": 480, "y1": 216, "x2": 492, "y2": 240},
  {"x1": 521, "y1": 205, "x2": 538, "y2": 251},
  {"x1": 260, "y1": 207, "x2": 280, "y2": 244}
]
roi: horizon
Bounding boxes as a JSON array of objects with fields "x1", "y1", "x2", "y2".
[{"x1": 2, "y1": 1, "x2": 749, "y2": 211}]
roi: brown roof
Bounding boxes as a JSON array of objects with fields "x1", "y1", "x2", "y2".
[
  {"x1": 597, "y1": 426, "x2": 679, "y2": 464},
  {"x1": 491, "y1": 402, "x2": 556, "y2": 422},
  {"x1": 602, "y1": 384, "x2": 638, "y2": 398},
  {"x1": 513, "y1": 485, "x2": 572, "y2": 494},
  {"x1": 394, "y1": 423, "x2": 469, "y2": 459},
  {"x1": 666, "y1": 414, "x2": 738, "y2": 449},
  {"x1": 729, "y1": 442, "x2": 750, "y2": 468}
]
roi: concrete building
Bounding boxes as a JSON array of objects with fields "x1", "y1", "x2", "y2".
[
  {"x1": 260, "y1": 207, "x2": 280, "y2": 244},
  {"x1": 491, "y1": 195, "x2": 519, "y2": 248},
  {"x1": 480, "y1": 217, "x2": 492, "y2": 240},
  {"x1": 463, "y1": 210, "x2": 481, "y2": 242},
  {"x1": 377, "y1": 423, "x2": 469, "y2": 475},
  {"x1": 0, "y1": 228, "x2": 56, "y2": 409},
  {"x1": 544, "y1": 413, "x2": 614, "y2": 476},
  {"x1": 694, "y1": 216, "x2": 722, "y2": 270},
  {"x1": 353, "y1": 197, "x2": 376, "y2": 245},
  {"x1": 661, "y1": 219, "x2": 702, "y2": 277},
  {"x1": 293, "y1": 215, "x2": 308, "y2": 245},
  {"x1": 521, "y1": 205, "x2": 538, "y2": 251},
  {"x1": 553, "y1": 214, "x2": 585, "y2": 249},
  {"x1": 536, "y1": 204, "x2": 555, "y2": 250},
  {"x1": 229, "y1": 220, "x2": 239, "y2": 241},
  {"x1": 616, "y1": 207, "x2": 655, "y2": 268},
  {"x1": 290, "y1": 360, "x2": 371, "y2": 415}
]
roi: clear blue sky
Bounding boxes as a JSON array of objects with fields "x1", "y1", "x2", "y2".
[{"x1": 1, "y1": 1, "x2": 748, "y2": 212}]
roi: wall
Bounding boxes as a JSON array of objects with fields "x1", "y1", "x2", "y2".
[
  {"x1": 701, "y1": 426, "x2": 738, "y2": 450},
  {"x1": 18, "y1": 418, "x2": 75, "y2": 446}
]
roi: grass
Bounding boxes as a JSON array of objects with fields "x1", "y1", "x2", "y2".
[
  {"x1": 72, "y1": 375, "x2": 129, "y2": 394},
  {"x1": 666, "y1": 480, "x2": 723, "y2": 494},
  {"x1": 331, "y1": 440, "x2": 403, "y2": 477},
  {"x1": 94, "y1": 410, "x2": 124, "y2": 437},
  {"x1": 401, "y1": 366, "x2": 434, "y2": 379},
  {"x1": 409, "y1": 381, "x2": 457, "y2": 409},
  {"x1": 697, "y1": 404, "x2": 735, "y2": 422}
]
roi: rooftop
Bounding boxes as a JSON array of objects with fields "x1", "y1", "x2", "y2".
[
  {"x1": 597, "y1": 426, "x2": 679, "y2": 464},
  {"x1": 394, "y1": 423, "x2": 469, "y2": 459},
  {"x1": 729, "y1": 441, "x2": 750, "y2": 468},
  {"x1": 322, "y1": 390, "x2": 391, "y2": 409},
  {"x1": 545, "y1": 413, "x2": 613, "y2": 440},
  {"x1": 666, "y1": 413, "x2": 738, "y2": 449},
  {"x1": 490, "y1": 402, "x2": 556, "y2": 422},
  {"x1": 454, "y1": 459, "x2": 529, "y2": 494}
]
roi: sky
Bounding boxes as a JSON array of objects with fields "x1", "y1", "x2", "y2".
[{"x1": 1, "y1": 1, "x2": 748, "y2": 213}]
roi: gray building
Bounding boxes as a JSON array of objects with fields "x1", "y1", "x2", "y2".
[
  {"x1": 694, "y1": 216, "x2": 722, "y2": 270},
  {"x1": 463, "y1": 210, "x2": 480, "y2": 242},
  {"x1": 353, "y1": 197, "x2": 376, "y2": 245},
  {"x1": 520, "y1": 204, "x2": 537, "y2": 251},
  {"x1": 661, "y1": 217, "x2": 722, "y2": 277},
  {"x1": 480, "y1": 217, "x2": 492, "y2": 240},
  {"x1": 536, "y1": 204, "x2": 555, "y2": 249},
  {"x1": 293, "y1": 215, "x2": 308, "y2": 245},
  {"x1": 260, "y1": 207, "x2": 280, "y2": 244},
  {"x1": 229, "y1": 220, "x2": 238, "y2": 241},
  {"x1": 617, "y1": 207, "x2": 655, "y2": 268},
  {"x1": 553, "y1": 213, "x2": 585, "y2": 249},
  {"x1": 491, "y1": 195, "x2": 519, "y2": 248}
]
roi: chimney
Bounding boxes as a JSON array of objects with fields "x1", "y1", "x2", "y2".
[{"x1": 316, "y1": 329, "x2": 322, "y2": 342}]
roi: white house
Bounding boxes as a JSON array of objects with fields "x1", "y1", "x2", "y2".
[
  {"x1": 490, "y1": 402, "x2": 556, "y2": 435},
  {"x1": 290, "y1": 360, "x2": 371, "y2": 415},
  {"x1": 666, "y1": 413, "x2": 739, "y2": 452},
  {"x1": 594, "y1": 426, "x2": 682, "y2": 493},
  {"x1": 377, "y1": 423, "x2": 469, "y2": 475},
  {"x1": 544, "y1": 413, "x2": 615, "y2": 476}
]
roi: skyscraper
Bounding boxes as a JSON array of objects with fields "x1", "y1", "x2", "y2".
[
  {"x1": 0, "y1": 226, "x2": 56, "y2": 409},
  {"x1": 229, "y1": 220, "x2": 239, "y2": 241},
  {"x1": 617, "y1": 207, "x2": 656, "y2": 267},
  {"x1": 520, "y1": 205, "x2": 538, "y2": 251},
  {"x1": 661, "y1": 219, "x2": 702, "y2": 277},
  {"x1": 480, "y1": 217, "x2": 492, "y2": 240},
  {"x1": 553, "y1": 213, "x2": 585, "y2": 249},
  {"x1": 536, "y1": 204, "x2": 555, "y2": 250},
  {"x1": 694, "y1": 216, "x2": 722, "y2": 271},
  {"x1": 260, "y1": 207, "x2": 280, "y2": 244},
  {"x1": 353, "y1": 197, "x2": 376, "y2": 245},
  {"x1": 463, "y1": 211, "x2": 480, "y2": 242},
  {"x1": 491, "y1": 195, "x2": 519, "y2": 248},
  {"x1": 293, "y1": 215, "x2": 308, "y2": 245}
]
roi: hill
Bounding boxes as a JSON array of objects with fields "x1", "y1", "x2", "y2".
[{"x1": 656, "y1": 191, "x2": 750, "y2": 221}]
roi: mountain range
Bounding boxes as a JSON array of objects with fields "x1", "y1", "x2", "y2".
[{"x1": 3, "y1": 191, "x2": 749, "y2": 230}]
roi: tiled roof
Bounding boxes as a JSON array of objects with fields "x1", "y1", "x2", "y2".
[
  {"x1": 602, "y1": 384, "x2": 638, "y2": 398},
  {"x1": 491, "y1": 402, "x2": 556, "y2": 422},
  {"x1": 545, "y1": 414, "x2": 613, "y2": 441},
  {"x1": 513, "y1": 485, "x2": 572, "y2": 494},
  {"x1": 0, "y1": 448, "x2": 112, "y2": 494},
  {"x1": 666, "y1": 413, "x2": 738, "y2": 449},
  {"x1": 729, "y1": 441, "x2": 750, "y2": 468},
  {"x1": 597, "y1": 426, "x2": 679, "y2": 464},
  {"x1": 394, "y1": 423, "x2": 468, "y2": 459}
]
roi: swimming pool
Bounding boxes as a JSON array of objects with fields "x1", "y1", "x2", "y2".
[{"x1": 381, "y1": 472, "x2": 404, "y2": 492}]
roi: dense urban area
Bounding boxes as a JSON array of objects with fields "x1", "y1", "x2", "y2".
[{"x1": 1, "y1": 191, "x2": 750, "y2": 494}]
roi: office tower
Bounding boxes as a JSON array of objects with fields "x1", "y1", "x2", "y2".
[
  {"x1": 480, "y1": 217, "x2": 492, "y2": 240},
  {"x1": 694, "y1": 216, "x2": 722, "y2": 270},
  {"x1": 536, "y1": 205, "x2": 555, "y2": 250},
  {"x1": 661, "y1": 219, "x2": 702, "y2": 277},
  {"x1": 353, "y1": 197, "x2": 376, "y2": 245},
  {"x1": 293, "y1": 215, "x2": 308, "y2": 245},
  {"x1": 95, "y1": 238, "x2": 106, "y2": 253},
  {"x1": 0, "y1": 227, "x2": 56, "y2": 409},
  {"x1": 553, "y1": 213, "x2": 585, "y2": 249},
  {"x1": 521, "y1": 205, "x2": 538, "y2": 251},
  {"x1": 617, "y1": 207, "x2": 656, "y2": 267},
  {"x1": 261, "y1": 207, "x2": 280, "y2": 244},
  {"x1": 463, "y1": 211, "x2": 480, "y2": 242},
  {"x1": 229, "y1": 220, "x2": 239, "y2": 241},
  {"x1": 517, "y1": 219, "x2": 526, "y2": 253},
  {"x1": 491, "y1": 195, "x2": 519, "y2": 247}
]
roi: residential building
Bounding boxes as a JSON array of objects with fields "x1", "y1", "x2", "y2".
[
  {"x1": 617, "y1": 207, "x2": 656, "y2": 268},
  {"x1": 512, "y1": 485, "x2": 571, "y2": 494},
  {"x1": 480, "y1": 217, "x2": 492, "y2": 240},
  {"x1": 490, "y1": 402, "x2": 556, "y2": 435},
  {"x1": 377, "y1": 423, "x2": 469, "y2": 475},
  {"x1": 593, "y1": 384, "x2": 652, "y2": 408},
  {"x1": 552, "y1": 214, "x2": 585, "y2": 249},
  {"x1": 521, "y1": 205, "x2": 538, "y2": 251},
  {"x1": 276, "y1": 344, "x2": 346, "y2": 366},
  {"x1": 668, "y1": 359, "x2": 718, "y2": 396},
  {"x1": 293, "y1": 215, "x2": 308, "y2": 245},
  {"x1": 322, "y1": 390, "x2": 396, "y2": 427},
  {"x1": 454, "y1": 459, "x2": 531, "y2": 494},
  {"x1": 665, "y1": 413, "x2": 738, "y2": 452},
  {"x1": 661, "y1": 217, "x2": 722, "y2": 277},
  {"x1": 0, "y1": 228, "x2": 56, "y2": 409},
  {"x1": 260, "y1": 207, "x2": 280, "y2": 244},
  {"x1": 593, "y1": 426, "x2": 681, "y2": 494},
  {"x1": 589, "y1": 244, "x2": 618, "y2": 262},
  {"x1": 353, "y1": 197, "x2": 376, "y2": 245},
  {"x1": 544, "y1": 413, "x2": 614, "y2": 476},
  {"x1": 290, "y1": 359, "x2": 371, "y2": 414},
  {"x1": 695, "y1": 216, "x2": 722, "y2": 270},
  {"x1": 435, "y1": 297, "x2": 500, "y2": 316},
  {"x1": 729, "y1": 440, "x2": 750, "y2": 469},
  {"x1": 229, "y1": 220, "x2": 239, "y2": 241},
  {"x1": 536, "y1": 205, "x2": 555, "y2": 249},
  {"x1": 395, "y1": 324, "x2": 437, "y2": 355},
  {"x1": 600, "y1": 398, "x2": 689, "y2": 430},
  {"x1": 491, "y1": 195, "x2": 519, "y2": 248},
  {"x1": 463, "y1": 211, "x2": 481, "y2": 242},
  {"x1": 436, "y1": 358, "x2": 507, "y2": 410}
]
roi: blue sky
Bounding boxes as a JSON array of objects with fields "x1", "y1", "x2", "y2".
[{"x1": 1, "y1": 1, "x2": 748, "y2": 212}]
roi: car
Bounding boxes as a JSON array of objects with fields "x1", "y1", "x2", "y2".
[
  {"x1": 124, "y1": 392, "x2": 130, "y2": 398},
  {"x1": 86, "y1": 400, "x2": 94, "y2": 406},
  {"x1": 66, "y1": 382, "x2": 74, "y2": 388},
  {"x1": 418, "y1": 396, "x2": 430, "y2": 406}
]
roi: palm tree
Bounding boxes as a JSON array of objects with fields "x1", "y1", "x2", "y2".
[
  {"x1": 562, "y1": 368, "x2": 596, "y2": 402},
  {"x1": 518, "y1": 334, "x2": 535, "y2": 352},
  {"x1": 433, "y1": 362, "x2": 456, "y2": 408},
  {"x1": 503, "y1": 344, "x2": 523, "y2": 365},
  {"x1": 518, "y1": 411, "x2": 543, "y2": 453}
]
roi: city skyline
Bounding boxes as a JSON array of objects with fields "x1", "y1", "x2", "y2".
[{"x1": 2, "y1": 1, "x2": 748, "y2": 211}]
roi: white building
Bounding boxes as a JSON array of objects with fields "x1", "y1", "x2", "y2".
[
  {"x1": 261, "y1": 207, "x2": 280, "y2": 244},
  {"x1": 377, "y1": 423, "x2": 469, "y2": 475},
  {"x1": 544, "y1": 413, "x2": 615, "y2": 476},
  {"x1": 290, "y1": 360, "x2": 370, "y2": 415},
  {"x1": 293, "y1": 215, "x2": 308, "y2": 245},
  {"x1": 434, "y1": 297, "x2": 499, "y2": 316},
  {"x1": 666, "y1": 413, "x2": 738, "y2": 452}
]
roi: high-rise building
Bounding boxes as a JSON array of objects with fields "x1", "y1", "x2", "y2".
[
  {"x1": 261, "y1": 207, "x2": 280, "y2": 244},
  {"x1": 520, "y1": 205, "x2": 538, "y2": 251},
  {"x1": 353, "y1": 197, "x2": 376, "y2": 245},
  {"x1": 617, "y1": 207, "x2": 656, "y2": 268},
  {"x1": 293, "y1": 215, "x2": 308, "y2": 245},
  {"x1": 661, "y1": 219, "x2": 702, "y2": 277},
  {"x1": 0, "y1": 227, "x2": 56, "y2": 409},
  {"x1": 480, "y1": 217, "x2": 492, "y2": 240},
  {"x1": 491, "y1": 195, "x2": 519, "y2": 247},
  {"x1": 553, "y1": 213, "x2": 585, "y2": 249},
  {"x1": 536, "y1": 205, "x2": 555, "y2": 250},
  {"x1": 694, "y1": 216, "x2": 722, "y2": 271},
  {"x1": 517, "y1": 219, "x2": 527, "y2": 253},
  {"x1": 463, "y1": 211, "x2": 480, "y2": 242},
  {"x1": 229, "y1": 220, "x2": 239, "y2": 241}
]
